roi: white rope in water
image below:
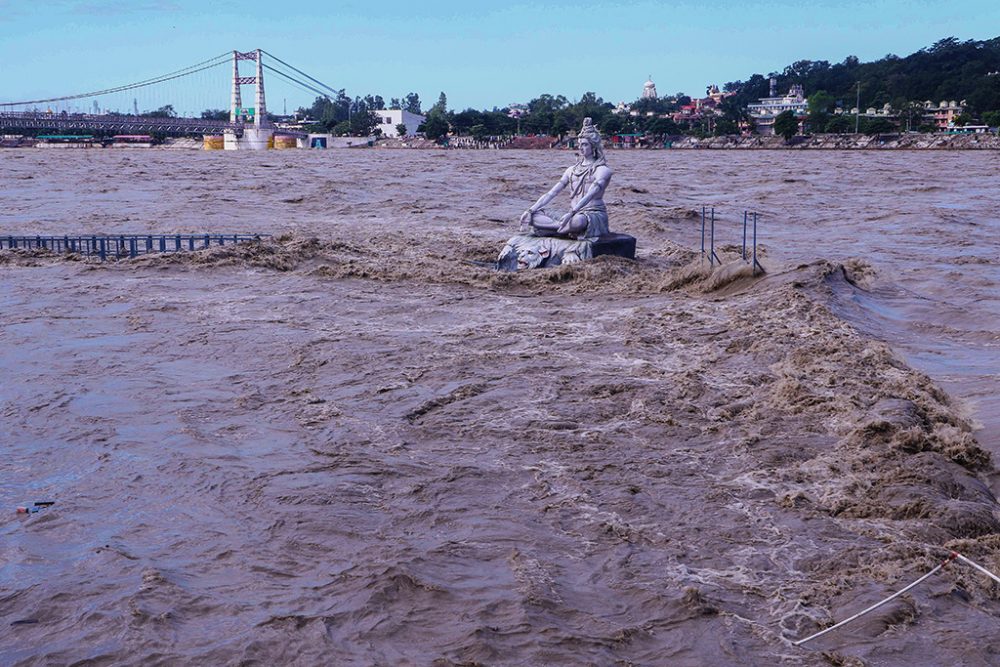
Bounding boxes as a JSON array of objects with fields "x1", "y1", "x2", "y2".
[
  {"x1": 794, "y1": 550, "x2": 1000, "y2": 647},
  {"x1": 792, "y1": 553, "x2": 956, "y2": 647},
  {"x1": 954, "y1": 552, "x2": 1000, "y2": 586}
]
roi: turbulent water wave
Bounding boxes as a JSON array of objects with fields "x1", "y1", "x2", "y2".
[{"x1": 2, "y1": 150, "x2": 1000, "y2": 665}]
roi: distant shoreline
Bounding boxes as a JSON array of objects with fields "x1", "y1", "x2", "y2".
[
  {"x1": 3, "y1": 132, "x2": 997, "y2": 151},
  {"x1": 656, "y1": 132, "x2": 1000, "y2": 150},
  {"x1": 376, "y1": 132, "x2": 1000, "y2": 150}
]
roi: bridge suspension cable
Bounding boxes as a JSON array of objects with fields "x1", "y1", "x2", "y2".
[
  {"x1": 262, "y1": 50, "x2": 342, "y2": 99},
  {"x1": 263, "y1": 65, "x2": 333, "y2": 101},
  {"x1": 0, "y1": 52, "x2": 232, "y2": 108}
]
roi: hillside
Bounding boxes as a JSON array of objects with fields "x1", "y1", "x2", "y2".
[{"x1": 725, "y1": 36, "x2": 1000, "y2": 115}]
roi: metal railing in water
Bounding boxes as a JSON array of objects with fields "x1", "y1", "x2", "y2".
[
  {"x1": 700, "y1": 207, "x2": 766, "y2": 276},
  {"x1": 0, "y1": 234, "x2": 269, "y2": 261}
]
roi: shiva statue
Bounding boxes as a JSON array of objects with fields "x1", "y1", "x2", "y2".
[
  {"x1": 518, "y1": 117, "x2": 612, "y2": 240},
  {"x1": 498, "y1": 117, "x2": 632, "y2": 271}
]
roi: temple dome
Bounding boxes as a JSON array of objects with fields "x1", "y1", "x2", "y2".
[{"x1": 642, "y1": 76, "x2": 657, "y2": 99}]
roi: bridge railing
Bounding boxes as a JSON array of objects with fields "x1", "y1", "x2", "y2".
[
  {"x1": 1, "y1": 233, "x2": 270, "y2": 261},
  {"x1": 0, "y1": 111, "x2": 245, "y2": 135},
  {"x1": 0, "y1": 111, "x2": 236, "y2": 126},
  {"x1": 0, "y1": 112, "x2": 312, "y2": 138}
]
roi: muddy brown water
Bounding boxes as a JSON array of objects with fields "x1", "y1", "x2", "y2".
[{"x1": 1, "y1": 149, "x2": 1000, "y2": 666}]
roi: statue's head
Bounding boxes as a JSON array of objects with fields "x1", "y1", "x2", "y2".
[{"x1": 576, "y1": 117, "x2": 605, "y2": 162}]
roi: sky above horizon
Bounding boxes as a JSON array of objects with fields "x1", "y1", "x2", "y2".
[{"x1": 1, "y1": 0, "x2": 998, "y2": 115}]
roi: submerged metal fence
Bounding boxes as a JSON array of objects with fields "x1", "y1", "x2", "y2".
[
  {"x1": 0, "y1": 233, "x2": 269, "y2": 261},
  {"x1": 700, "y1": 208, "x2": 766, "y2": 276}
]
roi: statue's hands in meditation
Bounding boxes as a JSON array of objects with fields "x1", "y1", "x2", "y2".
[{"x1": 556, "y1": 212, "x2": 577, "y2": 235}]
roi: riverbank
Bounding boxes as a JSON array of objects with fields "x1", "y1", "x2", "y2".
[
  {"x1": 3, "y1": 131, "x2": 997, "y2": 151},
  {"x1": 373, "y1": 131, "x2": 1000, "y2": 150},
  {"x1": 667, "y1": 132, "x2": 1000, "y2": 150}
]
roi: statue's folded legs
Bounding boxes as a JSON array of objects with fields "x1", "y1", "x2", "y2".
[{"x1": 524, "y1": 210, "x2": 588, "y2": 237}]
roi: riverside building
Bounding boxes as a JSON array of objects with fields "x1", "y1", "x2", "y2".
[
  {"x1": 747, "y1": 80, "x2": 808, "y2": 135},
  {"x1": 374, "y1": 109, "x2": 426, "y2": 138}
]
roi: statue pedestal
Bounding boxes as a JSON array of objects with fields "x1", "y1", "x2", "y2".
[
  {"x1": 497, "y1": 233, "x2": 636, "y2": 271},
  {"x1": 591, "y1": 233, "x2": 636, "y2": 260}
]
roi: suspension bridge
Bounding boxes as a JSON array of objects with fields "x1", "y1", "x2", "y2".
[{"x1": 0, "y1": 49, "x2": 341, "y2": 149}]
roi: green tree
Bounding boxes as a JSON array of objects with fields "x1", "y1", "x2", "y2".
[
  {"x1": 482, "y1": 109, "x2": 515, "y2": 135},
  {"x1": 806, "y1": 112, "x2": 829, "y2": 133},
  {"x1": 646, "y1": 117, "x2": 680, "y2": 136},
  {"x1": 861, "y1": 116, "x2": 896, "y2": 134},
  {"x1": 350, "y1": 110, "x2": 379, "y2": 136},
  {"x1": 551, "y1": 112, "x2": 572, "y2": 137},
  {"x1": 773, "y1": 110, "x2": 799, "y2": 140},
  {"x1": 714, "y1": 119, "x2": 739, "y2": 136},
  {"x1": 470, "y1": 124, "x2": 489, "y2": 141},
  {"x1": 574, "y1": 91, "x2": 612, "y2": 129},
  {"x1": 395, "y1": 123, "x2": 408, "y2": 137},
  {"x1": 298, "y1": 92, "x2": 350, "y2": 131},
  {"x1": 450, "y1": 109, "x2": 482, "y2": 135},
  {"x1": 600, "y1": 114, "x2": 626, "y2": 136},
  {"x1": 523, "y1": 110, "x2": 554, "y2": 135},
  {"x1": 807, "y1": 91, "x2": 836, "y2": 115},
  {"x1": 431, "y1": 91, "x2": 448, "y2": 115},
  {"x1": 346, "y1": 97, "x2": 381, "y2": 136},
  {"x1": 806, "y1": 91, "x2": 835, "y2": 133},
  {"x1": 983, "y1": 110, "x2": 1000, "y2": 127},
  {"x1": 404, "y1": 93, "x2": 421, "y2": 115},
  {"x1": 952, "y1": 113, "x2": 973, "y2": 126},
  {"x1": 899, "y1": 101, "x2": 926, "y2": 132},
  {"x1": 141, "y1": 105, "x2": 176, "y2": 118},
  {"x1": 421, "y1": 114, "x2": 450, "y2": 142},
  {"x1": 825, "y1": 114, "x2": 854, "y2": 133},
  {"x1": 363, "y1": 95, "x2": 385, "y2": 111},
  {"x1": 200, "y1": 108, "x2": 229, "y2": 120}
]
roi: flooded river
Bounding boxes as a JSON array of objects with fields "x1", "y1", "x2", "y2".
[{"x1": 1, "y1": 148, "x2": 999, "y2": 665}]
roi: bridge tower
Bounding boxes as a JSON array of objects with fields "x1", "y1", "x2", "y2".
[{"x1": 224, "y1": 49, "x2": 273, "y2": 150}]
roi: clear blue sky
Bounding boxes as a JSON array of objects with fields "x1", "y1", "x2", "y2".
[{"x1": 1, "y1": 0, "x2": 998, "y2": 115}]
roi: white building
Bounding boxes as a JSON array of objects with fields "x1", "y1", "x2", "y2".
[
  {"x1": 373, "y1": 109, "x2": 426, "y2": 138},
  {"x1": 747, "y1": 83, "x2": 808, "y2": 135}
]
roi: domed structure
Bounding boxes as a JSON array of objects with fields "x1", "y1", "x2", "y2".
[{"x1": 642, "y1": 76, "x2": 658, "y2": 100}]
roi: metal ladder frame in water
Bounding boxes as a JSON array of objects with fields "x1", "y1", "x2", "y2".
[
  {"x1": 742, "y1": 211, "x2": 766, "y2": 276},
  {"x1": 0, "y1": 233, "x2": 269, "y2": 261},
  {"x1": 700, "y1": 206, "x2": 722, "y2": 266}
]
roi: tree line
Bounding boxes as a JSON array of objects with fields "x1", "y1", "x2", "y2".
[
  {"x1": 205, "y1": 34, "x2": 1000, "y2": 140},
  {"x1": 22, "y1": 35, "x2": 995, "y2": 141}
]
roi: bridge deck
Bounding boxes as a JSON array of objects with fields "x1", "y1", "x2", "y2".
[{"x1": 0, "y1": 112, "x2": 307, "y2": 138}]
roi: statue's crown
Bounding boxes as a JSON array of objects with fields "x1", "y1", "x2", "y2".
[{"x1": 577, "y1": 117, "x2": 601, "y2": 142}]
